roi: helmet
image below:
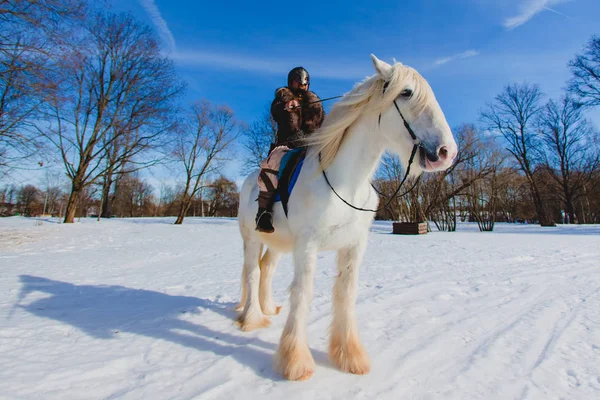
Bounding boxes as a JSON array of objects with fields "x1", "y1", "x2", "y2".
[{"x1": 288, "y1": 67, "x2": 310, "y2": 89}]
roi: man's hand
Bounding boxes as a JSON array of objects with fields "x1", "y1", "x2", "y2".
[{"x1": 285, "y1": 99, "x2": 300, "y2": 111}]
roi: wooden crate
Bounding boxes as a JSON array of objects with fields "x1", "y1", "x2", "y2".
[{"x1": 392, "y1": 222, "x2": 428, "y2": 235}]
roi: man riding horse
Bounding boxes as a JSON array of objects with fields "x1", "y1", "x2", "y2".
[{"x1": 255, "y1": 67, "x2": 325, "y2": 233}]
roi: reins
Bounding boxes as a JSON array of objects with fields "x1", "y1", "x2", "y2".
[
  {"x1": 288, "y1": 93, "x2": 358, "y2": 110},
  {"x1": 319, "y1": 80, "x2": 424, "y2": 213},
  {"x1": 309, "y1": 94, "x2": 345, "y2": 104}
]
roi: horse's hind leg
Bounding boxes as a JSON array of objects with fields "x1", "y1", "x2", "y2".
[
  {"x1": 259, "y1": 248, "x2": 282, "y2": 315},
  {"x1": 237, "y1": 239, "x2": 270, "y2": 331},
  {"x1": 329, "y1": 242, "x2": 370, "y2": 375}
]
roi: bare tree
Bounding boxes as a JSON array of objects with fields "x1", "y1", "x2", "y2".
[
  {"x1": 584, "y1": 169, "x2": 600, "y2": 223},
  {"x1": 74, "y1": 185, "x2": 98, "y2": 218},
  {"x1": 373, "y1": 153, "x2": 407, "y2": 221},
  {"x1": 374, "y1": 125, "x2": 499, "y2": 231},
  {"x1": 240, "y1": 108, "x2": 276, "y2": 175},
  {"x1": 205, "y1": 176, "x2": 239, "y2": 217},
  {"x1": 156, "y1": 182, "x2": 180, "y2": 217},
  {"x1": 38, "y1": 167, "x2": 63, "y2": 216},
  {"x1": 17, "y1": 184, "x2": 40, "y2": 216},
  {"x1": 462, "y1": 134, "x2": 507, "y2": 231},
  {"x1": 42, "y1": 185, "x2": 65, "y2": 216},
  {"x1": 492, "y1": 168, "x2": 528, "y2": 223},
  {"x1": 173, "y1": 101, "x2": 239, "y2": 224},
  {"x1": 538, "y1": 96, "x2": 599, "y2": 223},
  {"x1": 568, "y1": 35, "x2": 600, "y2": 108},
  {"x1": 40, "y1": 12, "x2": 183, "y2": 223},
  {"x1": 480, "y1": 83, "x2": 554, "y2": 226},
  {"x1": 374, "y1": 152, "x2": 432, "y2": 224},
  {"x1": 0, "y1": 183, "x2": 17, "y2": 215},
  {"x1": 0, "y1": 0, "x2": 85, "y2": 44},
  {"x1": 98, "y1": 127, "x2": 147, "y2": 218},
  {"x1": 0, "y1": 187, "x2": 8, "y2": 215},
  {"x1": 0, "y1": 0, "x2": 86, "y2": 172},
  {"x1": 424, "y1": 124, "x2": 498, "y2": 231},
  {"x1": 112, "y1": 174, "x2": 155, "y2": 217},
  {"x1": 0, "y1": 37, "x2": 44, "y2": 169}
]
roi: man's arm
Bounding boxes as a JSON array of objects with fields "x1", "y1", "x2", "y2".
[
  {"x1": 271, "y1": 87, "x2": 303, "y2": 146},
  {"x1": 301, "y1": 91, "x2": 325, "y2": 134},
  {"x1": 271, "y1": 87, "x2": 297, "y2": 122}
]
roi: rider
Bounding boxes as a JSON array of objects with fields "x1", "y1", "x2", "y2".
[{"x1": 255, "y1": 67, "x2": 325, "y2": 233}]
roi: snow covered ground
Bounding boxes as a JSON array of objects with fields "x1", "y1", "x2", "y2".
[{"x1": 1, "y1": 216, "x2": 599, "y2": 399}]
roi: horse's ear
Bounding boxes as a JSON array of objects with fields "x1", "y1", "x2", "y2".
[{"x1": 371, "y1": 54, "x2": 392, "y2": 79}]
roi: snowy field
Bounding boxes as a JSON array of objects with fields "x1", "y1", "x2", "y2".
[{"x1": 1, "y1": 216, "x2": 599, "y2": 400}]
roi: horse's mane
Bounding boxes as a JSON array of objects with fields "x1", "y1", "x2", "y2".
[{"x1": 306, "y1": 63, "x2": 434, "y2": 170}]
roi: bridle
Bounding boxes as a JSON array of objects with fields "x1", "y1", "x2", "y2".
[{"x1": 319, "y1": 80, "x2": 424, "y2": 213}]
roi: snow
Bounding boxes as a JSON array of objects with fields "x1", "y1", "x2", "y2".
[{"x1": 1, "y1": 216, "x2": 599, "y2": 399}]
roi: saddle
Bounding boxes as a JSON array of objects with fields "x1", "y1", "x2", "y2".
[{"x1": 273, "y1": 147, "x2": 306, "y2": 217}]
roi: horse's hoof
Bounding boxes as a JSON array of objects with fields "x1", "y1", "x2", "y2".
[
  {"x1": 275, "y1": 355, "x2": 315, "y2": 381},
  {"x1": 275, "y1": 337, "x2": 315, "y2": 381},
  {"x1": 236, "y1": 312, "x2": 271, "y2": 332},
  {"x1": 288, "y1": 368, "x2": 313, "y2": 381},
  {"x1": 261, "y1": 304, "x2": 282, "y2": 315},
  {"x1": 330, "y1": 335, "x2": 371, "y2": 375}
]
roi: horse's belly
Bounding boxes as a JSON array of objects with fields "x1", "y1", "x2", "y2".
[{"x1": 258, "y1": 229, "x2": 294, "y2": 252}]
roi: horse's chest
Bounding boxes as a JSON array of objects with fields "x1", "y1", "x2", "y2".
[{"x1": 320, "y1": 214, "x2": 370, "y2": 250}]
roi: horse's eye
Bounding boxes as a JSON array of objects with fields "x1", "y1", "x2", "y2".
[{"x1": 400, "y1": 89, "x2": 413, "y2": 98}]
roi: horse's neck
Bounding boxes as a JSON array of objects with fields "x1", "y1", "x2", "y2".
[{"x1": 321, "y1": 114, "x2": 385, "y2": 194}]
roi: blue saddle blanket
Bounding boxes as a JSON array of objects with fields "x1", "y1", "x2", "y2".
[{"x1": 273, "y1": 148, "x2": 306, "y2": 205}]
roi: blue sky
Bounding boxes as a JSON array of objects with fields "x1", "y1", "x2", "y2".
[
  {"x1": 103, "y1": 0, "x2": 600, "y2": 188},
  {"x1": 110, "y1": 0, "x2": 600, "y2": 129},
  {"x1": 108, "y1": 0, "x2": 599, "y2": 188}
]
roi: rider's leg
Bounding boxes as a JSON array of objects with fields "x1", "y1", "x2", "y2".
[{"x1": 256, "y1": 146, "x2": 289, "y2": 233}]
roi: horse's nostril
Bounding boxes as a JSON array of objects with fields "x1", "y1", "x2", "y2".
[{"x1": 438, "y1": 146, "x2": 448, "y2": 160}]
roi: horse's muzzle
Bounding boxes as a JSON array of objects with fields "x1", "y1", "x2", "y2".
[{"x1": 420, "y1": 142, "x2": 457, "y2": 171}]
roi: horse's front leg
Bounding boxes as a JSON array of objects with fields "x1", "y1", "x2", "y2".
[
  {"x1": 330, "y1": 242, "x2": 370, "y2": 375},
  {"x1": 275, "y1": 241, "x2": 317, "y2": 381},
  {"x1": 259, "y1": 248, "x2": 282, "y2": 315}
]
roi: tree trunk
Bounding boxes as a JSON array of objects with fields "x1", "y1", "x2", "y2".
[
  {"x1": 527, "y1": 175, "x2": 554, "y2": 226},
  {"x1": 63, "y1": 182, "x2": 82, "y2": 223},
  {"x1": 562, "y1": 183, "x2": 576, "y2": 224},
  {"x1": 174, "y1": 194, "x2": 192, "y2": 225},
  {"x1": 565, "y1": 198, "x2": 576, "y2": 224},
  {"x1": 531, "y1": 189, "x2": 553, "y2": 226},
  {"x1": 581, "y1": 184, "x2": 591, "y2": 224},
  {"x1": 450, "y1": 195, "x2": 457, "y2": 231},
  {"x1": 100, "y1": 171, "x2": 114, "y2": 218}
]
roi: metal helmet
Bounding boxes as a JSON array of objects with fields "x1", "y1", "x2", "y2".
[{"x1": 287, "y1": 67, "x2": 310, "y2": 89}]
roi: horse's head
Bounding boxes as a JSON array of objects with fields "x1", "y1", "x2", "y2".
[{"x1": 371, "y1": 54, "x2": 457, "y2": 173}]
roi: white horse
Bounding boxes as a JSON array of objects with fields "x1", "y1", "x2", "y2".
[{"x1": 236, "y1": 55, "x2": 458, "y2": 381}]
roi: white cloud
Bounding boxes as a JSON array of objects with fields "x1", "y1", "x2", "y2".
[
  {"x1": 171, "y1": 50, "x2": 373, "y2": 80},
  {"x1": 503, "y1": 0, "x2": 570, "y2": 30},
  {"x1": 138, "y1": 0, "x2": 176, "y2": 51},
  {"x1": 172, "y1": 51, "x2": 286, "y2": 74},
  {"x1": 434, "y1": 50, "x2": 479, "y2": 66}
]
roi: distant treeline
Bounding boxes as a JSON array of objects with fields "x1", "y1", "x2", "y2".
[{"x1": 0, "y1": 176, "x2": 239, "y2": 219}]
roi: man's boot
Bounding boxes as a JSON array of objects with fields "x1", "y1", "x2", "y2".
[
  {"x1": 255, "y1": 191, "x2": 274, "y2": 233},
  {"x1": 255, "y1": 207, "x2": 274, "y2": 233}
]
